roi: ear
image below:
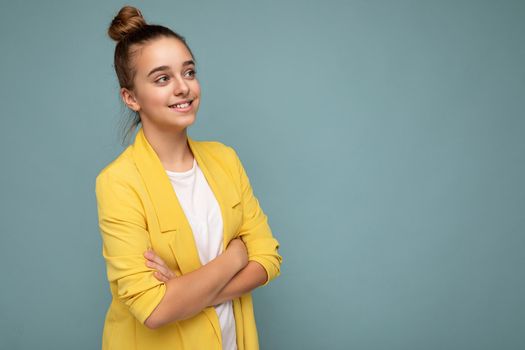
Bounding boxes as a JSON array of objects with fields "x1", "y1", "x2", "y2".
[{"x1": 120, "y1": 88, "x2": 141, "y2": 112}]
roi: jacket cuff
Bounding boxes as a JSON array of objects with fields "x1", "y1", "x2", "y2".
[
  {"x1": 129, "y1": 283, "x2": 167, "y2": 325},
  {"x1": 248, "y1": 254, "x2": 282, "y2": 287}
]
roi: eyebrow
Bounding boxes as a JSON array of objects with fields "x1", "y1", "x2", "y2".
[{"x1": 147, "y1": 60, "x2": 195, "y2": 77}]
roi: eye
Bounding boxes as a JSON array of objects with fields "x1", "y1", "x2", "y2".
[
  {"x1": 155, "y1": 75, "x2": 170, "y2": 83},
  {"x1": 185, "y1": 69, "x2": 197, "y2": 78}
]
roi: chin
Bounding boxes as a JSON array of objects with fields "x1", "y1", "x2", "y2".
[{"x1": 170, "y1": 115, "x2": 196, "y2": 129}]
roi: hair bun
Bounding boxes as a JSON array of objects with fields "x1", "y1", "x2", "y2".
[{"x1": 108, "y1": 5, "x2": 146, "y2": 42}]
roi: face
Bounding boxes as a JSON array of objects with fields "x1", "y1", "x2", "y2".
[{"x1": 122, "y1": 36, "x2": 200, "y2": 133}]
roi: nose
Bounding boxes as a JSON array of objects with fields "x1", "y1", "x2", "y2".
[{"x1": 173, "y1": 75, "x2": 190, "y2": 96}]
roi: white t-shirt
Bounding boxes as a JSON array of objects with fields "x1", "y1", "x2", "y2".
[{"x1": 165, "y1": 158, "x2": 237, "y2": 350}]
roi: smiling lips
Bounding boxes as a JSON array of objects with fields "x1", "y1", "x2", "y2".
[{"x1": 169, "y1": 99, "x2": 193, "y2": 112}]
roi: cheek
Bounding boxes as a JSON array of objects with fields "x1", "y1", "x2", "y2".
[
  {"x1": 143, "y1": 89, "x2": 170, "y2": 106},
  {"x1": 192, "y1": 81, "x2": 201, "y2": 96}
]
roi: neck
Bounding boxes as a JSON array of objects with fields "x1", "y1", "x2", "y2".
[{"x1": 141, "y1": 124, "x2": 194, "y2": 172}]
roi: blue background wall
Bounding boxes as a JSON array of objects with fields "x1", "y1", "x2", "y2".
[{"x1": 1, "y1": 0, "x2": 523, "y2": 349}]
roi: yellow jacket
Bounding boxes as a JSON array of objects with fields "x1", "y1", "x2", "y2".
[{"x1": 95, "y1": 127, "x2": 282, "y2": 350}]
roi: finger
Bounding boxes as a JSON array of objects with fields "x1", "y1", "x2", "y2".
[
  {"x1": 152, "y1": 267, "x2": 169, "y2": 282},
  {"x1": 144, "y1": 250, "x2": 171, "y2": 271},
  {"x1": 145, "y1": 250, "x2": 168, "y2": 267},
  {"x1": 145, "y1": 260, "x2": 171, "y2": 278},
  {"x1": 144, "y1": 250, "x2": 176, "y2": 279},
  {"x1": 152, "y1": 271, "x2": 162, "y2": 282},
  {"x1": 143, "y1": 249, "x2": 164, "y2": 264},
  {"x1": 154, "y1": 271, "x2": 169, "y2": 283},
  {"x1": 158, "y1": 271, "x2": 169, "y2": 283}
]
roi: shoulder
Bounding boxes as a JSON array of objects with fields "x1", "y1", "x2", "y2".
[
  {"x1": 190, "y1": 138, "x2": 245, "y2": 185},
  {"x1": 95, "y1": 146, "x2": 139, "y2": 189},
  {"x1": 191, "y1": 138, "x2": 240, "y2": 164},
  {"x1": 192, "y1": 138, "x2": 234, "y2": 153}
]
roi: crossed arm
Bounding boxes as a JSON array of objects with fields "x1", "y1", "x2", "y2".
[
  {"x1": 144, "y1": 246, "x2": 268, "y2": 310},
  {"x1": 209, "y1": 260, "x2": 268, "y2": 306},
  {"x1": 143, "y1": 240, "x2": 268, "y2": 329}
]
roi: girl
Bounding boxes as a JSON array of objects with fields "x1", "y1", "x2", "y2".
[{"x1": 95, "y1": 6, "x2": 282, "y2": 350}]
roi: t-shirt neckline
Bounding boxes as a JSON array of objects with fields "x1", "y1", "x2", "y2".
[{"x1": 165, "y1": 158, "x2": 197, "y2": 178}]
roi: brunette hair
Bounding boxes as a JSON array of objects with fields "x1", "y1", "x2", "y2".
[{"x1": 107, "y1": 5, "x2": 196, "y2": 145}]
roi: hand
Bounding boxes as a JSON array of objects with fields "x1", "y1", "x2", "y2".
[
  {"x1": 226, "y1": 238, "x2": 248, "y2": 270},
  {"x1": 144, "y1": 249, "x2": 176, "y2": 283}
]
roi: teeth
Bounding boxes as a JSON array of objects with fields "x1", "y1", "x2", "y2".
[{"x1": 173, "y1": 102, "x2": 190, "y2": 108}]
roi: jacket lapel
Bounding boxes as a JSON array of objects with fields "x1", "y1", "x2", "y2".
[
  {"x1": 131, "y1": 127, "x2": 200, "y2": 274},
  {"x1": 131, "y1": 128, "x2": 241, "y2": 335}
]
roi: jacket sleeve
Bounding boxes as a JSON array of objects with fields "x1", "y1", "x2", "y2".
[
  {"x1": 95, "y1": 170, "x2": 166, "y2": 325},
  {"x1": 229, "y1": 147, "x2": 283, "y2": 286}
]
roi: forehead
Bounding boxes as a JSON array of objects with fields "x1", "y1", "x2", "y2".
[{"x1": 133, "y1": 37, "x2": 193, "y2": 75}]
